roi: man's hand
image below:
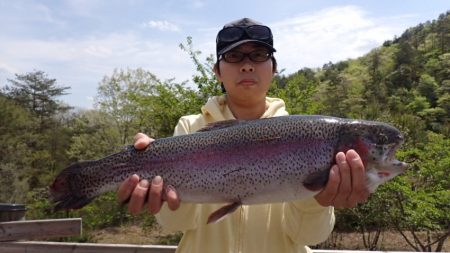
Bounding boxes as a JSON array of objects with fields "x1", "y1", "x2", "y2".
[
  {"x1": 117, "y1": 133, "x2": 180, "y2": 214},
  {"x1": 314, "y1": 149, "x2": 370, "y2": 208}
]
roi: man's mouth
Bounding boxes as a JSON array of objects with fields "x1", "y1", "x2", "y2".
[{"x1": 238, "y1": 79, "x2": 257, "y2": 86}]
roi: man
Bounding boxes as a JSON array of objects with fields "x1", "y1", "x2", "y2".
[{"x1": 118, "y1": 18, "x2": 369, "y2": 253}]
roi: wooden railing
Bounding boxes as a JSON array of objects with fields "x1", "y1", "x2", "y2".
[
  {"x1": 0, "y1": 241, "x2": 177, "y2": 253},
  {"x1": 0, "y1": 219, "x2": 421, "y2": 253},
  {"x1": 0, "y1": 242, "x2": 418, "y2": 253},
  {"x1": 0, "y1": 218, "x2": 81, "y2": 242}
]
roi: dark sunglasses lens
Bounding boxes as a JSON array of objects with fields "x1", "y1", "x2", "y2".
[
  {"x1": 219, "y1": 27, "x2": 244, "y2": 42},
  {"x1": 222, "y1": 50, "x2": 271, "y2": 63},
  {"x1": 247, "y1": 26, "x2": 271, "y2": 39}
]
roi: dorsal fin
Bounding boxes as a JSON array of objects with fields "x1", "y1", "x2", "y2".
[{"x1": 197, "y1": 119, "x2": 243, "y2": 132}]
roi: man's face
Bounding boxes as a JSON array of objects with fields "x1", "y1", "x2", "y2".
[{"x1": 215, "y1": 42, "x2": 274, "y2": 104}]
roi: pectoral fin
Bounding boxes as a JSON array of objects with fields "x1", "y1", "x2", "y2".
[
  {"x1": 207, "y1": 201, "x2": 241, "y2": 224},
  {"x1": 303, "y1": 169, "x2": 330, "y2": 192}
]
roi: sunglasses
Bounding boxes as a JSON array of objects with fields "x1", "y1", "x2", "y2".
[
  {"x1": 217, "y1": 25, "x2": 273, "y2": 43},
  {"x1": 220, "y1": 49, "x2": 272, "y2": 63}
]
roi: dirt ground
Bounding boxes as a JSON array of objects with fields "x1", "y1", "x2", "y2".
[{"x1": 90, "y1": 225, "x2": 449, "y2": 251}]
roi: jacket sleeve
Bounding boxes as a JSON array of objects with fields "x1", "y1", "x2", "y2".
[
  {"x1": 282, "y1": 197, "x2": 335, "y2": 245},
  {"x1": 155, "y1": 116, "x2": 201, "y2": 233}
]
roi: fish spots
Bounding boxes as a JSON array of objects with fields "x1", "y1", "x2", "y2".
[{"x1": 50, "y1": 115, "x2": 405, "y2": 211}]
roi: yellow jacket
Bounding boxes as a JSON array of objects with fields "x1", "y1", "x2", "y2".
[{"x1": 156, "y1": 95, "x2": 335, "y2": 253}]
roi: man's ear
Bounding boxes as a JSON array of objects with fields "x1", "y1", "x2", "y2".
[{"x1": 213, "y1": 63, "x2": 222, "y2": 82}]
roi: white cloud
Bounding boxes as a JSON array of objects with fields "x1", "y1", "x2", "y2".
[
  {"x1": 0, "y1": 32, "x2": 193, "y2": 108},
  {"x1": 142, "y1": 20, "x2": 180, "y2": 32},
  {"x1": 0, "y1": 4, "x2": 422, "y2": 109},
  {"x1": 271, "y1": 6, "x2": 407, "y2": 72}
]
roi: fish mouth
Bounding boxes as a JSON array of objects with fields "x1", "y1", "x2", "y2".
[
  {"x1": 381, "y1": 141, "x2": 408, "y2": 173},
  {"x1": 387, "y1": 135, "x2": 403, "y2": 157}
]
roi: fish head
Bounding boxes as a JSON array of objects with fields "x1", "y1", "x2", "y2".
[{"x1": 340, "y1": 121, "x2": 408, "y2": 192}]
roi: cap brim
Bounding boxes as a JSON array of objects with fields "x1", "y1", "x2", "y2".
[{"x1": 217, "y1": 39, "x2": 276, "y2": 56}]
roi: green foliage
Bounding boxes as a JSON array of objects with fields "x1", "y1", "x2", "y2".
[
  {"x1": 139, "y1": 80, "x2": 204, "y2": 137},
  {"x1": 70, "y1": 193, "x2": 129, "y2": 230},
  {"x1": 2, "y1": 70, "x2": 72, "y2": 130},
  {"x1": 95, "y1": 68, "x2": 161, "y2": 144},
  {"x1": 0, "y1": 74, "x2": 73, "y2": 201},
  {"x1": 179, "y1": 36, "x2": 222, "y2": 99},
  {"x1": 66, "y1": 110, "x2": 122, "y2": 160},
  {"x1": 95, "y1": 67, "x2": 205, "y2": 141},
  {"x1": 156, "y1": 232, "x2": 183, "y2": 245},
  {"x1": 269, "y1": 68, "x2": 321, "y2": 114},
  {"x1": 375, "y1": 132, "x2": 450, "y2": 251}
]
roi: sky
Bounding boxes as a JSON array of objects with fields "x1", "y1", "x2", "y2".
[{"x1": 0, "y1": 0, "x2": 448, "y2": 109}]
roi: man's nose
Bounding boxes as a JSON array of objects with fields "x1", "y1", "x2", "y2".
[{"x1": 240, "y1": 59, "x2": 255, "y2": 72}]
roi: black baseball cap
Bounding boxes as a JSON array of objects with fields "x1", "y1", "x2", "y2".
[{"x1": 216, "y1": 18, "x2": 276, "y2": 59}]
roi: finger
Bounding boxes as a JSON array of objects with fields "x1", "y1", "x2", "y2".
[
  {"x1": 346, "y1": 150, "x2": 369, "y2": 204},
  {"x1": 314, "y1": 165, "x2": 340, "y2": 207},
  {"x1": 117, "y1": 174, "x2": 140, "y2": 204},
  {"x1": 332, "y1": 152, "x2": 353, "y2": 208},
  {"x1": 134, "y1": 133, "x2": 154, "y2": 150},
  {"x1": 360, "y1": 190, "x2": 370, "y2": 203},
  {"x1": 128, "y1": 179, "x2": 150, "y2": 214},
  {"x1": 148, "y1": 176, "x2": 164, "y2": 214},
  {"x1": 166, "y1": 185, "x2": 180, "y2": 211}
]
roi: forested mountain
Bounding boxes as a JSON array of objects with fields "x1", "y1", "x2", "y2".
[
  {"x1": 0, "y1": 11, "x2": 448, "y2": 251},
  {"x1": 271, "y1": 11, "x2": 449, "y2": 138}
]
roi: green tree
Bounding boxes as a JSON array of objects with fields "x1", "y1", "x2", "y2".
[
  {"x1": 386, "y1": 132, "x2": 450, "y2": 252},
  {"x1": 0, "y1": 95, "x2": 36, "y2": 202},
  {"x1": 66, "y1": 109, "x2": 122, "y2": 161},
  {"x1": 95, "y1": 68, "x2": 204, "y2": 141},
  {"x1": 269, "y1": 68, "x2": 320, "y2": 114},
  {"x1": 3, "y1": 70, "x2": 72, "y2": 130},
  {"x1": 1, "y1": 71, "x2": 73, "y2": 191},
  {"x1": 95, "y1": 68, "x2": 161, "y2": 144},
  {"x1": 317, "y1": 61, "x2": 351, "y2": 117},
  {"x1": 138, "y1": 80, "x2": 204, "y2": 137},
  {"x1": 179, "y1": 36, "x2": 222, "y2": 100}
]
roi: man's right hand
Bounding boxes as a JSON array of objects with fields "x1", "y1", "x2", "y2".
[{"x1": 117, "y1": 133, "x2": 180, "y2": 214}]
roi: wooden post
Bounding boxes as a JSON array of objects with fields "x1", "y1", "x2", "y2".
[{"x1": 0, "y1": 218, "x2": 82, "y2": 242}]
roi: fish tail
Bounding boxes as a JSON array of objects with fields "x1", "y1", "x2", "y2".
[{"x1": 49, "y1": 161, "x2": 101, "y2": 211}]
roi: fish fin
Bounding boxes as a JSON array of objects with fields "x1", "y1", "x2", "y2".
[
  {"x1": 112, "y1": 145, "x2": 135, "y2": 152},
  {"x1": 53, "y1": 195, "x2": 95, "y2": 211},
  {"x1": 197, "y1": 119, "x2": 243, "y2": 132},
  {"x1": 303, "y1": 169, "x2": 330, "y2": 191},
  {"x1": 207, "y1": 202, "x2": 241, "y2": 224}
]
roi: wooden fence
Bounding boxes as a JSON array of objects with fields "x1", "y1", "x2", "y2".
[
  {"x1": 0, "y1": 241, "x2": 177, "y2": 253},
  {"x1": 0, "y1": 242, "x2": 419, "y2": 253},
  {"x1": 0, "y1": 219, "x2": 424, "y2": 253}
]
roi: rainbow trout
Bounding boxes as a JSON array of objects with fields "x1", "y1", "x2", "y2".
[{"x1": 50, "y1": 115, "x2": 407, "y2": 223}]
